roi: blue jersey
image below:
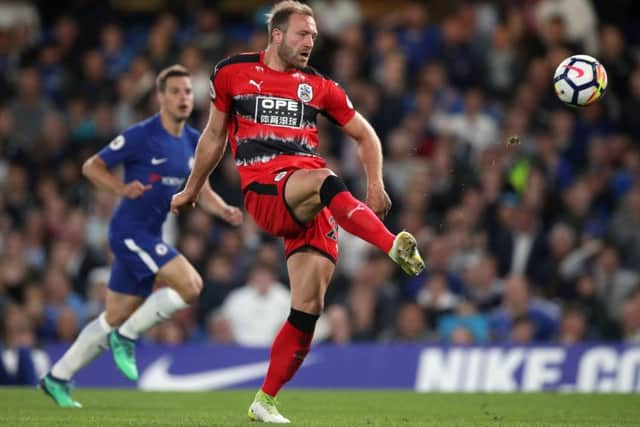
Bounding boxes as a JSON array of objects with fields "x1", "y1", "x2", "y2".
[{"x1": 98, "y1": 114, "x2": 200, "y2": 236}]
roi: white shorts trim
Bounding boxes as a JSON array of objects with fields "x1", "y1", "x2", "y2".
[{"x1": 124, "y1": 238, "x2": 159, "y2": 273}]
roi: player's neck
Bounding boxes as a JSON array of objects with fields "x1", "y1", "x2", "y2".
[
  {"x1": 159, "y1": 110, "x2": 185, "y2": 137},
  {"x1": 263, "y1": 45, "x2": 292, "y2": 72}
]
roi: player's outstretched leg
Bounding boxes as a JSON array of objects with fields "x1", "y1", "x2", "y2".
[
  {"x1": 110, "y1": 256, "x2": 200, "y2": 381},
  {"x1": 41, "y1": 312, "x2": 113, "y2": 408},
  {"x1": 318, "y1": 174, "x2": 425, "y2": 275}
]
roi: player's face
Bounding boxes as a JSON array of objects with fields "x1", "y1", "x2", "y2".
[
  {"x1": 278, "y1": 13, "x2": 317, "y2": 69},
  {"x1": 159, "y1": 76, "x2": 194, "y2": 121}
]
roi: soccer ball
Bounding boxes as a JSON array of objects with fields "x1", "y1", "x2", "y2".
[{"x1": 553, "y1": 55, "x2": 607, "y2": 107}]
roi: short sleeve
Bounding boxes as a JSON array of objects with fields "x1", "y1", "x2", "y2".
[
  {"x1": 97, "y1": 127, "x2": 140, "y2": 168},
  {"x1": 187, "y1": 127, "x2": 201, "y2": 151},
  {"x1": 210, "y1": 64, "x2": 233, "y2": 113},
  {"x1": 321, "y1": 80, "x2": 356, "y2": 127}
]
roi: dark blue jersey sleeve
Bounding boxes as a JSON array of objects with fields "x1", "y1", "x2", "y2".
[{"x1": 97, "y1": 125, "x2": 144, "y2": 168}]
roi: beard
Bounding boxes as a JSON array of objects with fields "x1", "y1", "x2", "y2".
[{"x1": 277, "y1": 40, "x2": 308, "y2": 69}]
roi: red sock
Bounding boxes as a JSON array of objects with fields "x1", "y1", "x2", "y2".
[
  {"x1": 261, "y1": 320, "x2": 313, "y2": 396},
  {"x1": 327, "y1": 191, "x2": 395, "y2": 253}
]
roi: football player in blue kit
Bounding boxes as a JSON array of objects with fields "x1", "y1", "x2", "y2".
[{"x1": 40, "y1": 65, "x2": 243, "y2": 407}]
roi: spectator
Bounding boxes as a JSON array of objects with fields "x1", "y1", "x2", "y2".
[
  {"x1": 382, "y1": 302, "x2": 429, "y2": 343},
  {"x1": 609, "y1": 184, "x2": 640, "y2": 270},
  {"x1": 491, "y1": 204, "x2": 549, "y2": 288},
  {"x1": 0, "y1": 304, "x2": 41, "y2": 385},
  {"x1": 557, "y1": 304, "x2": 588, "y2": 344},
  {"x1": 311, "y1": 0, "x2": 362, "y2": 41},
  {"x1": 322, "y1": 304, "x2": 351, "y2": 344},
  {"x1": 510, "y1": 314, "x2": 536, "y2": 345},
  {"x1": 463, "y1": 254, "x2": 503, "y2": 312},
  {"x1": 438, "y1": 300, "x2": 489, "y2": 344},
  {"x1": 40, "y1": 268, "x2": 86, "y2": 341},
  {"x1": 417, "y1": 273, "x2": 459, "y2": 327},
  {"x1": 619, "y1": 290, "x2": 640, "y2": 343},
  {"x1": 490, "y1": 275, "x2": 559, "y2": 342},
  {"x1": 621, "y1": 67, "x2": 640, "y2": 141},
  {"x1": 99, "y1": 23, "x2": 133, "y2": 80},
  {"x1": 593, "y1": 245, "x2": 638, "y2": 322},
  {"x1": 346, "y1": 283, "x2": 377, "y2": 341},
  {"x1": 220, "y1": 264, "x2": 289, "y2": 347},
  {"x1": 206, "y1": 310, "x2": 234, "y2": 344},
  {"x1": 443, "y1": 88, "x2": 499, "y2": 158},
  {"x1": 484, "y1": 24, "x2": 520, "y2": 100},
  {"x1": 197, "y1": 254, "x2": 237, "y2": 327},
  {"x1": 9, "y1": 67, "x2": 51, "y2": 148}
]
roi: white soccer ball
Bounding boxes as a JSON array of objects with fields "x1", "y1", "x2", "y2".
[{"x1": 553, "y1": 54, "x2": 608, "y2": 107}]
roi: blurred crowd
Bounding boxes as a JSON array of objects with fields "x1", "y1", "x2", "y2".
[{"x1": 1, "y1": 0, "x2": 640, "y2": 355}]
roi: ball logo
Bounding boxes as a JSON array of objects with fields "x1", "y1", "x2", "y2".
[
  {"x1": 155, "y1": 244, "x2": 168, "y2": 256},
  {"x1": 564, "y1": 64, "x2": 585, "y2": 78},
  {"x1": 109, "y1": 135, "x2": 125, "y2": 150},
  {"x1": 297, "y1": 83, "x2": 313, "y2": 103}
]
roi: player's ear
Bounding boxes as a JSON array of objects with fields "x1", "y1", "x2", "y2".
[{"x1": 271, "y1": 28, "x2": 283, "y2": 44}]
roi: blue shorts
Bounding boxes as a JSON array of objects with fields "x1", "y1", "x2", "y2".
[{"x1": 108, "y1": 232, "x2": 179, "y2": 297}]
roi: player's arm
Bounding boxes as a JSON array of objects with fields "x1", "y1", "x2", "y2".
[
  {"x1": 82, "y1": 155, "x2": 150, "y2": 199},
  {"x1": 342, "y1": 112, "x2": 391, "y2": 218},
  {"x1": 171, "y1": 104, "x2": 229, "y2": 213},
  {"x1": 196, "y1": 180, "x2": 243, "y2": 226}
]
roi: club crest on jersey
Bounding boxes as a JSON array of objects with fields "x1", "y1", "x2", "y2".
[
  {"x1": 109, "y1": 135, "x2": 125, "y2": 150},
  {"x1": 297, "y1": 83, "x2": 313, "y2": 103}
]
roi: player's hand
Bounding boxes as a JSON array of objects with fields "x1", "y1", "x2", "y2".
[
  {"x1": 221, "y1": 205, "x2": 243, "y2": 226},
  {"x1": 366, "y1": 182, "x2": 392, "y2": 219},
  {"x1": 122, "y1": 180, "x2": 151, "y2": 199},
  {"x1": 170, "y1": 189, "x2": 197, "y2": 214}
]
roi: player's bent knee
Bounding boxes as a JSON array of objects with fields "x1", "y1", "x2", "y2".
[
  {"x1": 177, "y1": 274, "x2": 203, "y2": 303},
  {"x1": 311, "y1": 168, "x2": 335, "y2": 191}
]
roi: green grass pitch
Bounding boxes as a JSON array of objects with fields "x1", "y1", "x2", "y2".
[{"x1": 0, "y1": 388, "x2": 638, "y2": 426}]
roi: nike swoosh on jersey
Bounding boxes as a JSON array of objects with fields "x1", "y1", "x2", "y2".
[
  {"x1": 139, "y1": 355, "x2": 315, "y2": 390},
  {"x1": 151, "y1": 158, "x2": 168, "y2": 165}
]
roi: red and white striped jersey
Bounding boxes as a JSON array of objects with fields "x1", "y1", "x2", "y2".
[{"x1": 210, "y1": 51, "x2": 355, "y2": 189}]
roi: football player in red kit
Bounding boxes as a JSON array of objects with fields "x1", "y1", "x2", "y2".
[{"x1": 171, "y1": 0, "x2": 424, "y2": 422}]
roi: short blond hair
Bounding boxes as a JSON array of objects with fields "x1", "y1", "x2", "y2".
[
  {"x1": 266, "y1": 0, "x2": 314, "y2": 42},
  {"x1": 155, "y1": 64, "x2": 190, "y2": 92}
]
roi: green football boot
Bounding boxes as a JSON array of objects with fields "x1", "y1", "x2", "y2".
[
  {"x1": 109, "y1": 330, "x2": 139, "y2": 381},
  {"x1": 40, "y1": 373, "x2": 82, "y2": 408}
]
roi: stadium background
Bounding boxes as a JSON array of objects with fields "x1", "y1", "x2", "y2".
[{"x1": 1, "y1": 0, "x2": 640, "y2": 389}]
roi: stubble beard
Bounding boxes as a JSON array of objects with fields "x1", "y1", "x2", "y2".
[{"x1": 278, "y1": 41, "x2": 307, "y2": 69}]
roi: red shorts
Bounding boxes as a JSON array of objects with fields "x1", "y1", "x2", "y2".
[{"x1": 243, "y1": 168, "x2": 339, "y2": 263}]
